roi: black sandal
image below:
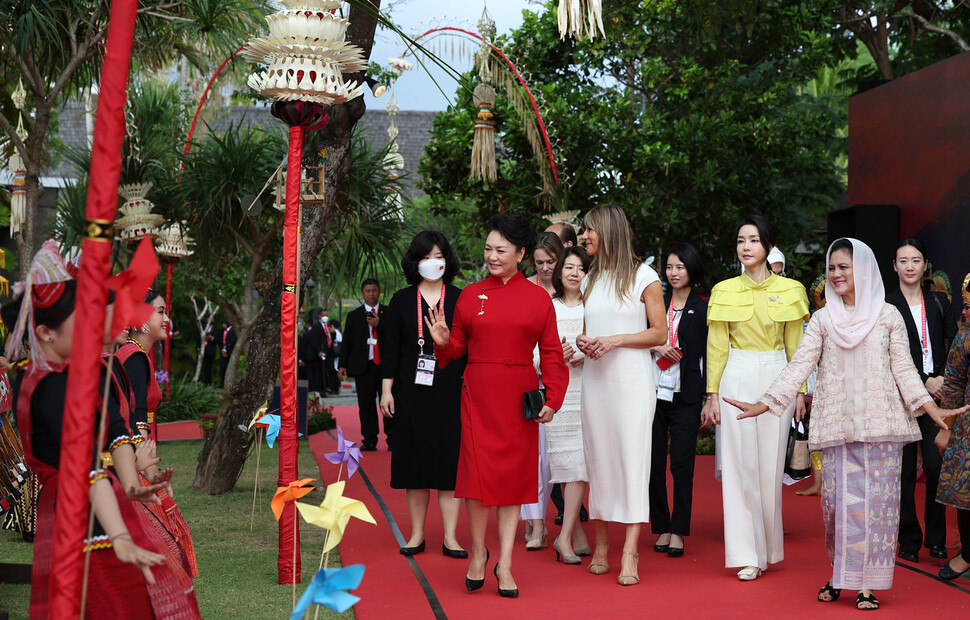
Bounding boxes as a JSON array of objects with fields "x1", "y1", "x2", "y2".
[
  {"x1": 817, "y1": 581, "x2": 841, "y2": 602},
  {"x1": 856, "y1": 592, "x2": 879, "y2": 610}
]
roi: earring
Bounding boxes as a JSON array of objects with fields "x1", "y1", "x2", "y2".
[
  {"x1": 141, "y1": 323, "x2": 149, "y2": 332},
  {"x1": 47, "y1": 337, "x2": 53, "y2": 342}
]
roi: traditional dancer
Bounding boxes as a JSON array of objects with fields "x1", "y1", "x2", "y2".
[{"x1": 116, "y1": 288, "x2": 199, "y2": 577}]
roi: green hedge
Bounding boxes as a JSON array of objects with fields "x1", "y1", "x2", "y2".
[{"x1": 156, "y1": 377, "x2": 222, "y2": 423}]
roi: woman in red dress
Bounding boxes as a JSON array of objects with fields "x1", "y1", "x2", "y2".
[
  {"x1": 429, "y1": 214, "x2": 569, "y2": 598},
  {"x1": 116, "y1": 289, "x2": 199, "y2": 577}
]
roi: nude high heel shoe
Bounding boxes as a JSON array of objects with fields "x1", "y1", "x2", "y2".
[
  {"x1": 617, "y1": 551, "x2": 640, "y2": 586},
  {"x1": 588, "y1": 541, "x2": 609, "y2": 575}
]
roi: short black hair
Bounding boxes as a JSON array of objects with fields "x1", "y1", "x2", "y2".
[
  {"x1": 550, "y1": 223, "x2": 578, "y2": 246},
  {"x1": 829, "y1": 238, "x2": 853, "y2": 257},
  {"x1": 735, "y1": 215, "x2": 776, "y2": 256},
  {"x1": 895, "y1": 238, "x2": 926, "y2": 261},
  {"x1": 34, "y1": 280, "x2": 78, "y2": 330},
  {"x1": 329, "y1": 318, "x2": 341, "y2": 330},
  {"x1": 361, "y1": 278, "x2": 380, "y2": 290},
  {"x1": 401, "y1": 230, "x2": 461, "y2": 285},
  {"x1": 662, "y1": 243, "x2": 706, "y2": 288},
  {"x1": 552, "y1": 246, "x2": 592, "y2": 299},
  {"x1": 487, "y1": 213, "x2": 536, "y2": 259}
]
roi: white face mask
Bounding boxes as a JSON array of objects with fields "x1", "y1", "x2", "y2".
[{"x1": 418, "y1": 258, "x2": 446, "y2": 282}]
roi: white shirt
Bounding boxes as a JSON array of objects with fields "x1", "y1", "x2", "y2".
[
  {"x1": 364, "y1": 304, "x2": 378, "y2": 361},
  {"x1": 907, "y1": 304, "x2": 934, "y2": 374}
]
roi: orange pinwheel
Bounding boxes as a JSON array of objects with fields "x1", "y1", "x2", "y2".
[{"x1": 272, "y1": 478, "x2": 316, "y2": 521}]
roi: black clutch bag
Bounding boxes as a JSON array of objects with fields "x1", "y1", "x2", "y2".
[{"x1": 523, "y1": 388, "x2": 546, "y2": 420}]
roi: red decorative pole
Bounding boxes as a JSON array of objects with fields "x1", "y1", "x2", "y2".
[
  {"x1": 54, "y1": 0, "x2": 137, "y2": 616},
  {"x1": 164, "y1": 259, "x2": 174, "y2": 394},
  {"x1": 243, "y1": 0, "x2": 365, "y2": 585}
]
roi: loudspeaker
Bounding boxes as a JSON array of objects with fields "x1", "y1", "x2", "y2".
[{"x1": 828, "y1": 204, "x2": 900, "y2": 291}]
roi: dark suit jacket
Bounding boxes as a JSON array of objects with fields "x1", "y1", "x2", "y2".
[
  {"x1": 664, "y1": 290, "x2": 708, "y2": 405},
  {"x1": 338, "y1": 304, "x2": 385, "y2": 376},
  {"x1": 886, "y1": 287, "x2": 957, "y2": 382}
]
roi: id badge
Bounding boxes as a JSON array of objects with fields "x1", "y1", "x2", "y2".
[
  {"x1": 367, "y1": 337, "x2": 378, "y2": 346},
  {"x1": 415, "y1": 355, "x2": 436, "y2": 386}
]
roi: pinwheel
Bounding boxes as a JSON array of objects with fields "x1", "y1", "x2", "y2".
[
  {"x1": 323, "y1": 426, "x2": 362, "y2": 480},
  {"x1": 289, "y1": 565, "x2": 365, "y2": 619},
  {"x1": 107, "y1": 236, "x2": 159, "y2": 339},
  {"x1": 255, "y1": 412, "x2": 282, "y2": 448},
  {"x1": 273, "y1": 477, "x2": 315, "y2": 605},
  {"x1": 249, "y1": 402, "x2": 271, "y2": 530}
]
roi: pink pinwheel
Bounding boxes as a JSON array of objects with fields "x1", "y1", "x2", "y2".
[{"x1": 324, "y1": 427, "x2": 362, "y2": 479}]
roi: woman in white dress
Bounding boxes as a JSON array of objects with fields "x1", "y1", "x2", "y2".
[
  {"x1": 547, "y1": 246, "x2": 592, "y2": 563},
  {"x1": 576, "y1": 204, "x2": 667, "y2": 586},
  {"x1": 521, "y1": 232, "x2": 565, "y2": 550}
]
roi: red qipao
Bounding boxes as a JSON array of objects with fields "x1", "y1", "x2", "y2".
[{"x1": 435, "y1": 271, "x2": 568, "y2": 506}]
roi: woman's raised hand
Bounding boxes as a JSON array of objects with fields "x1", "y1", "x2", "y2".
[
  {"x1": 723, "y1": 397, "x2": 769, "y2": 420},
  {"x1": 424, "y1": 305, "x2": 451, "y2": 347},
  {"x1": 923, "y1": 401, "x2": 969, "y2": 430}
]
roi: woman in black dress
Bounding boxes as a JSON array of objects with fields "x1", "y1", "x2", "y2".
[{"x1": 380, "y1": 231, "x2": 467, "y2": 557}]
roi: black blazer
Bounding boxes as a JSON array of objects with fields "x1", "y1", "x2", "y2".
[
  {"x1": 664, "y1": 290, "x2": 708, "y2": 405},
  {"x1": 885, "y1": 287, "x2": 957, "y2": 382},
  {"x1": 338, "y1": 304, "x2": 385, "y2": 376}
]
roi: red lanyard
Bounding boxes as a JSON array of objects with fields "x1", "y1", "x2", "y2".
[
  {"x1": 920, "y1": 291, "x2": 929, "y2": 355},
  {"x1": 667, "y1": 302, "x2": 681, "y2": 348},
  {"x1": 417, "y1": 284, "x2": 446, "y2": 349}
]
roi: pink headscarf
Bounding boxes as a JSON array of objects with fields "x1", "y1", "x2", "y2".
[{"x1": 819, "y1": 238, "x2": 885, "y2": 349}]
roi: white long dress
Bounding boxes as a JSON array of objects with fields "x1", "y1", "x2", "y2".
[
  {"x1": 581, "y1": 264, "x2": 660, "y2": 523},
  {"x1": 547, "y1": 298, "x2": 587, "y2": 483}
]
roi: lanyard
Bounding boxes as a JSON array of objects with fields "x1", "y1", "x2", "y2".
[
  {"x1": 417, "y1": 284, "x2": 446, "y2": 349},
  {"x1": 667, "y1": 302, "x2": 681, "y2": 348},
  {"x1": 920, "y1": 291, "x2": 929, "y2": 355}
]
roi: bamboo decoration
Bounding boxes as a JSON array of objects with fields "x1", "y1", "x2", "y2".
[{"x1": 470, "y1": 83, "x2": 497, "y2": 183}]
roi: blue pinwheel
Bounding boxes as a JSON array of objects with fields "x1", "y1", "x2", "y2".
[
  {"x1": 254, "y1": 413, "x2": 302, "y2": 448},
  {"x1": 324, "y1": 426, "x2": 362, "y2": 479},
  {"x1": 289, "y1": 564, "x2": 365, "y2": 618}
]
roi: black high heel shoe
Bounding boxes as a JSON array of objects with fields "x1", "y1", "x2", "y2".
[
  {"x1": 494, "y1": 564, "x2": 519, "y2": 598},
  {"x1": 465, "y1": 549, "x2": 489, "y2": 592}
]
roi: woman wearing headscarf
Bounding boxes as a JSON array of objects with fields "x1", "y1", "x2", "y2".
[{"x1": 726, "y1": 238, "x2": 966, "y2": 610}]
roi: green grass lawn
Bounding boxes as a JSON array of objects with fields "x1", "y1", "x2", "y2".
[{"x1": 0, "y1": 438, "x2": 351, "y2": 619}]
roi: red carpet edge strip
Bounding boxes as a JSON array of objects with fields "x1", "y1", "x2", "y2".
[{"x1": 325, "y1": 429, "x2": 448, "y2": 620}]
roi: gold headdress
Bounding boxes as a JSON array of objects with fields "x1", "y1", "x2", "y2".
[{"x1": 963, "y1": 272, "x2": 970, "y2": 305}]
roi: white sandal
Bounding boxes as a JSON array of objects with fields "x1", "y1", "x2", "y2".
[{"x1": 737, "y1": 566, "x2": 762, "y2": 581}]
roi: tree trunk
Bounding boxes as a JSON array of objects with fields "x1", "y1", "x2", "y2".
[
  {"x1": 193, "y1": 1, "x2": 381, "y2": 494},
  {"x1": 14, "y1": 103, "x2": 52, "y2": 279}
]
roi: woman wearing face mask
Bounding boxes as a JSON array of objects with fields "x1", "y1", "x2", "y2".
[
  {"x1": 10, "y1": 240, "x2": 199, "y2": 617},
  {"x1": 704, "y1": 215, "x2": 809, "y2": 581},
  {"x1": 526, "y1": 232, "x2": 564, "y2": 297},
  {"x1": 381, "y1": 231, "x2": 468, "y2": 558},
  {"x1": 726, "y1": 238, "x2": 965, "y2": 610},
  {"x1": 886, "y1": 239, "x2": 957, "y2": 563}
]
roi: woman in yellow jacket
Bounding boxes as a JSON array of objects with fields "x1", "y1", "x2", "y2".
[{"x1": 703, "y1": 215, "x2": 808, "y2": 581}]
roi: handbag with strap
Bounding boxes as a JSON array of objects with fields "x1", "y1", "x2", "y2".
[{"x1": 784, "y1": 414, "x2": 812, "y2": 481}]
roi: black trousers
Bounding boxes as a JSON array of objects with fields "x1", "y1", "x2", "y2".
[
  {"x1": 898, "y1": 413, "x2": 946, "y2": 552},
  {"x1": 958, "y1": 509, "x2": 970, "y2": 563},
  {"x1": 201, "y1": 355, "x2": 214, "y2": 385},
  {"x1": 354, "y1": 361, "x2": 389, "y2": 446},
  {"x1": 649, "y1": 393, "x2": 702, "y2": 536}
]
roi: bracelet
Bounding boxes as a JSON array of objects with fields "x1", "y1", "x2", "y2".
[{"x1": 109, "y1": 532, "x2": 132, "y2": 542}]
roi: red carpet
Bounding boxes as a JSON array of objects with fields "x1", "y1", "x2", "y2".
[
  {"x1": 157, "y1": 420, "x2": 202, "y2": 441},
  {"x1": 309, "y1": 406, "x2": 969, "y2": 618}
]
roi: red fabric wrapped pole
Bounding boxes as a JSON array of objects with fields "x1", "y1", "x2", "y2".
[
  {"x1": 51, "y1": 0, "x2": 138, "y2": 617},
  {"x1": 270, "y1": 101, "x2": 328, "y2": 584}
]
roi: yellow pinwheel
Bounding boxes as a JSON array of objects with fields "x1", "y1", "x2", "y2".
[{"x1": 296, "y1": 481, "x2": 376, "y2": 552}]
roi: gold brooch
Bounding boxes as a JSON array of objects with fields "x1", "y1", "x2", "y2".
[{"x1": 477, "y1": 290, "x2": 488, "y2": 316}]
